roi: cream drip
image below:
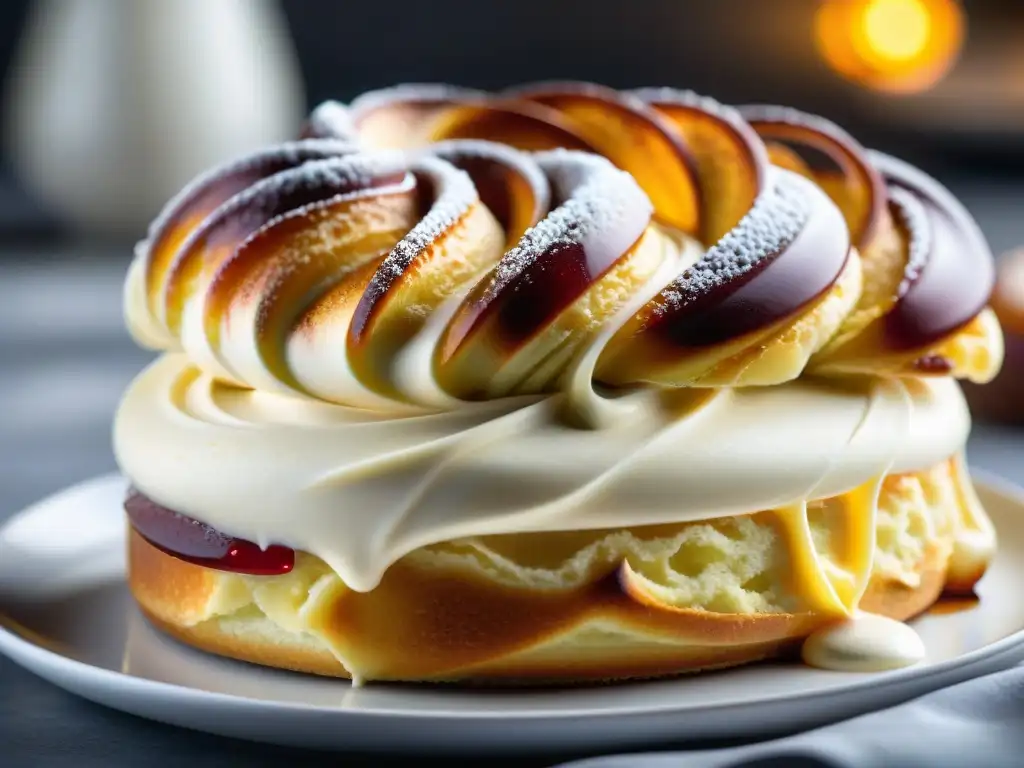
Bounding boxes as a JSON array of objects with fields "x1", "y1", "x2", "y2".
[
  {"x1": 114, "y1": 353, "x2": 971, "y2": 593},
  {"x1": 802, "y1": 611, "x2": 926, "y2": 672}
]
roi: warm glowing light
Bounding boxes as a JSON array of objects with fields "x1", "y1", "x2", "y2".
[
  {"x1": 862, "y1": 0, "x2": 931, "y2": 61},
  {"x1": 815, "y1": 0, "x2": 965, "y2": 93}
]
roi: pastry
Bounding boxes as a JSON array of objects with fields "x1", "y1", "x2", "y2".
[{"x1": 115, "y1": 83, "x2": 1003, "y2": 684}]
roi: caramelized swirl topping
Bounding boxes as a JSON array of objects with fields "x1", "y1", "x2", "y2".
[{"x1": 126, "y1": 83, "x2": 1003, "y2": 410}]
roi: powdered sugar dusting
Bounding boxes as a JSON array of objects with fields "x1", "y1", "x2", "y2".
[
  {"x1": 632, "y1": 87, "x2": 745, "y2": 127},
  {"x1": 173, "y1": 153, "x2": 412, "y2": 317},
  {"x1": 431, "y1": 140, "x2": 547, "y2": 194},
  {"x1": 632, "y1": 88, "x2": 769, "y2": 190},
  {"x1": 210, "y1": 164, "x2": 417, "y2": 342},
  {"x1": 429, "y1": 139, "x2": 551, "y2": 215},
  {"x1": 739, "y1": 104, "x2": 862, "y2": 154},
  {"x1": 246, "y1": 152, "x2": 409, "y2": 209},
  {"x1": 742, "y1": 104, "x2": 885, "y2": 246},
  {"x1": 358, "y1": 155, "x2": 477, "y2": 312},
  {"x1": 221, "y1": 153, "x2": 413, "y2": 256},
  {"x1": 188, "y1": 151, "x2": 407, "y2": 249},
  {"x1": 889, "y1": 186, "x2": 932, "y2": 299},
  {"x1": 147, "y1": 139, "x2": 357, "y2": 246},
  {"x1": 348, "y1": 84, "x2": 487, "y2": 118},
  {"x1": 505, "y1": 80, "x2": 620, "y2": 101},
  {"x1": 480, "y1": 150, "x2": 650, "y2": 302},
  {"x1": 267, "y1": 139, "x2": 361, "y2": 167},
  {"x1": 508, "y1": 81, "x2": 664, "y2": 126},
  {"x1": 655, "y1": 176, "x2": 809, "y2": 315},
  {"x1": 304, "y1": 101, "x2": 359, "y2": 141}
]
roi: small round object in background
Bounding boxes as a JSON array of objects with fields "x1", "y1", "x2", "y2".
[{"x1": 814, "y1": 0, "x2": 965, "y2": 94}]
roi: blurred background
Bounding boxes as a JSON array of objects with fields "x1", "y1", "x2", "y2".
[
  {"x1": 2, "y1": 0, "x2": 1024, "y2": 241},
  {"x1": 0, "y1": 0, "x2": 1023, "y2": 513}
]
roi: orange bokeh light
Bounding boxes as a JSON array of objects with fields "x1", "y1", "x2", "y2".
[{"x1": 815, "y1": 0, "x2": 965, "y2": 93}]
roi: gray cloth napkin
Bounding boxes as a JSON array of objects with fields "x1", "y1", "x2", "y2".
[{"x1": 557, "y1": 666, "x2": 1024, "y2": 768}]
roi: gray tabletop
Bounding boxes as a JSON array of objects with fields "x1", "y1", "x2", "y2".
[{"x1": 1, "y1": 223, "x2": 1023, "y2": 765}]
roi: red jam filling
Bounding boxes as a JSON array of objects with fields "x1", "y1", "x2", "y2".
[{"x1": 125, "y1": 489, "x2": 295, "y2": 575}]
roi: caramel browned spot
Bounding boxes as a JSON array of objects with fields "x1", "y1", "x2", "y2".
[
  {"x1": 740, "y1": 104, "x2": 885, "y2": 250},
  {"x1": 652, "y1": 181, "x2": 808, "y2": 345},
  {"x1": 436, "y1": 150, "x2": 654, "y2": 398},
  {"x1": 428, "y1": 139, "x2": 551, "y2": 247},
  {"x1": 647, "y1": 173, "x2": 847, "y2": 348},
  {"x1": 634, "y1": 88, "x2": 767, "y2": 245},
  {"x1": 429, "y1": 98, "x2": 598, "y2": 153},
  {"x1": 875, "y1": 153, "x2": 995, "y2": 351},
  {"x1": 144, "y1": 140, "x2": 356, "y2": 327},
  {"x1": 349, "y1": 83, "x2": 489, "y2": 149},
  {"x1": 509, "y1": 81, "x2": 702, "y2": 236},
  {"x1": 162, "y1": 151, "x2": 407, "y2": 338},
  {"x1": 346, "y1": 154, "x2": 507, "y2": 400},
  {"x1": 196, "y1": 154, "x2": 417, "y2": 390},
  {"x1": 597, "y1": 167, "x2": 851, "y2": 388}
]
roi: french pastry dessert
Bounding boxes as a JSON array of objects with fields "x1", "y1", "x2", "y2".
[{"x1": 115, "y1": 83, "x2": 1004, "y2": 684}]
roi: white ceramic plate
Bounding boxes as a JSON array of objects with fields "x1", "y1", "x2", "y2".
[{"x1": 1, "y1": 473, "x2": 1024, "y2": 756}]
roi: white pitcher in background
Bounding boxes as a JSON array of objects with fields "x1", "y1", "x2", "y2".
[{"x1": 3, "y1": 0, "x2": 305, "y2": 237}]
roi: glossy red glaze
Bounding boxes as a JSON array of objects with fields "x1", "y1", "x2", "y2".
[
  {"x1": 125, "y1": 489, "x2": 294, "y2": 576},
  {"x1": 493, "y1": 240, "x2": 599, "y2": 348}
]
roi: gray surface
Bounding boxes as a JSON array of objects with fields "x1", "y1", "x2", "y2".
[
  {"x1": 1, "y1": 231, "x2": 1023, "y2": 766},
  {"x1": 562, "y1": 667, "x2": 1024, "y2": 768}
]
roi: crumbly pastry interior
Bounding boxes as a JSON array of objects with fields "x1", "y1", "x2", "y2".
[
  {"x1": 115, "y1": 82, "x2": 1004, "y2": 683},
  {"x1": 129, "y1": 456, "x2": 989, "y2": 682}
]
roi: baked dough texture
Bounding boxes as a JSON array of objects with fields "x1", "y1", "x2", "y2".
[{"x1": 129, "y1": 459, "x2": 988, "y2": 683}]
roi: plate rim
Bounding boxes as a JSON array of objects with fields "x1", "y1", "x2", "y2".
[{"x1": 1, "y1": 470, "x2": 1023, "y2": 724}]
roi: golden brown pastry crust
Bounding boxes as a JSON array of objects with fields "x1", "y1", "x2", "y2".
[{"x1": 128, "y1": 529, "x2": 956, "y2": 684}]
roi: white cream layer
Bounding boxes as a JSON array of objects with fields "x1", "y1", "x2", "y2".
[{"x1": 114, "y1": 353, "x2": 971, "y2": 593}]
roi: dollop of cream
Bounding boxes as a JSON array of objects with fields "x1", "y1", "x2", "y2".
[{"x1": 802, "y1": 611, "x2": 926, "y2": 672}]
